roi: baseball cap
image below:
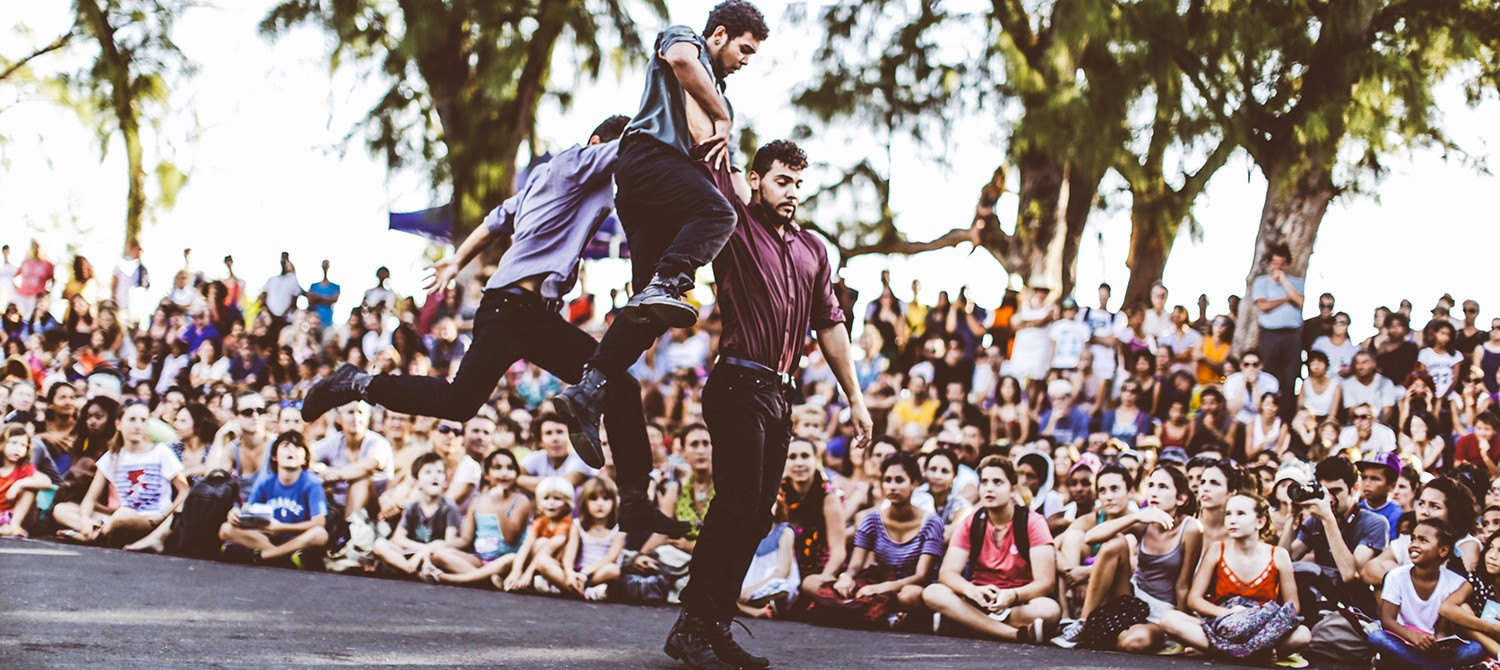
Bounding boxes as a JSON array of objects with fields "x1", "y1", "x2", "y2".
[
  {"x1": 1158, "y1": 447, "x2": 1189, "y2": 466},
  {"x1": 1358, "y1": 451, "x2": 1402, "y2": 479},
  {"x1": 1273, "y1": 461, "x2": 1313, "y2": 489}
]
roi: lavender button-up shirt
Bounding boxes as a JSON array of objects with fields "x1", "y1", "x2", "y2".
[
  {"x1": 483, "y1": 140, "x2": 619, "y2": 300},
  {"x1": 704, "y1": 161, "x2": 845, "y2": 374}
]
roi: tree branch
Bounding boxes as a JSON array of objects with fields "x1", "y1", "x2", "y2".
[{"x1": 0, "y1": 30, "x2": 74, "y2": 83}]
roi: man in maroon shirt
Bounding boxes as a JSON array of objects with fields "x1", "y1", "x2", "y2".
[
  {"x1": 1455, "y1": 412, "x2": 1500, "y2": 476},
  {"x1": 661, "y1": 140, "x2": 873, "y2": 670}
]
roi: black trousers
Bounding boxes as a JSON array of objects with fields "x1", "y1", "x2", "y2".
[
  {"x1": 587, "y1": 137, "x2": 735, "y2": 374},
  {"x1": 678, "y1": 364, "x2": 793, "y2": 621},
  {"x1": 1260, "y1": 327, "x2": 1302, "y2": 419},
  {"x1": 363, "y1": 289, "x2": 652, "y2": 495}
]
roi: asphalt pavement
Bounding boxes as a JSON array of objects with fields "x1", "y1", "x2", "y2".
[{"x1": 0, "y1": 537, "x2": 1230, "y2": 669}]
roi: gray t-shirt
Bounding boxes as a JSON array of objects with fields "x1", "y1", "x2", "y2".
[
  {"x1": 401, "y1": 497, "x2": 462, "y2": 544},
  {"x1": 1296, "y1": 507, "x2": 1389, "y2": 574},
  {"x1": 623, "y1": 25, "x2": 734, "y2": 157}
]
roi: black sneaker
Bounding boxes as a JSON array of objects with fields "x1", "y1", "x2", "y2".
[
  {"x1": 664, "y1": 611, "x2": 737, "y2": 670},
  {"x1": 554, "y1": 367, "x2": 607, "y2": 468},
  {"x1": 707, "y1": 619, "x2": 770, "y2": 670},
  {"x1": 620, "y1": 496, "x2": 692, "y2": 538},
  {"x1": 302, "y1": 363, "x2": 371, "y2": 421},
  {"x1": 619, "y1": 273, "x2": 698, "y2": 328}
]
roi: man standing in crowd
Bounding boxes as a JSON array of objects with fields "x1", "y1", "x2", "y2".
[
  {"x1": 259, "y1": 252, "x2": 303, "y2": 338},
  {"x1": 1251, "y1": 242, "x2": 1304, "y2": 418},
  {"x1": 110, "y1": 240, "x2": 148, "y2": 321},
  {"x1": 16, "y1": 240, "x2": 55, "y2": 316},
  {"x1": 362, "y1": 266, "x2": 397, "y2": 316},
  {"x1": 301, "y1": 116, "x2": 688, "y2": 539},
  {"x1": 1303, "y1": 292, "x2": 1336, "y2": 351},
  {"x1": 555, "y1": 1, "x2": 768, "y2": 462},
  {"x1": 662, "y1": 139, "x2": 871, "y2": 670},
  {"x1": 306, "y1": 260, "x2": 341, "y2": 329}
]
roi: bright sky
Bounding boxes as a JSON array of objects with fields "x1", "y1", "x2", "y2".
[{"x1": 3, "y1": 1, "x2": 1498, "y2": 342}]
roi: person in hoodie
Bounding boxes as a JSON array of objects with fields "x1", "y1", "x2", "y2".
[{"x1": 1017, "y1": 450, "x2": 1068, "y2": 535}]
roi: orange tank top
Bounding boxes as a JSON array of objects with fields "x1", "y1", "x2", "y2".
[{"x1": 1210, "y1": 543, "x2": 1279, "y2": 604}]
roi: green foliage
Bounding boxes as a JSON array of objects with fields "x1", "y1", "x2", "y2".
[
  {"x1": 58, "y1": 0, "x2": 196, "y2": 247},
  {"x1": 261, "y1": 0, "x2": 666, "y2": 235}
]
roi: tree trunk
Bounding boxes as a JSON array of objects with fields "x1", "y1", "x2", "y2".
[
  {"x1": 77, "y1": 0, "x2": 146, "y2": 251},
  {"x1": 1121, "y1": 189, "x2": 1179, "y2": 309},
  {"x1": 1232, "y1": 157, "x2": 1335, "y2": 354},
  {"x1": 1006, "y1": 150, "x2": 1068, "y2": 288}
]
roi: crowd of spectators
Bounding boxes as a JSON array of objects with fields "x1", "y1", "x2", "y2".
[{"x1": 7, "y1": 236, "x2": 1500, "y2": 669}]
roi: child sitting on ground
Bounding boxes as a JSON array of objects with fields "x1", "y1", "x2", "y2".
[
  {"x1": 922, "y1": 455, "x2": 1060, "y2": 643},
  {"x1": 372, "y1": 452, "x2": 465, "y2": 575},
  {"x1": 0, "y1": 423, "x2": 52, "y2": 536},
  {"x1": 1160, "y1": 492, "x2": 1310, "y2": 662},
  {"x1": 501, "y1": 476, "x2": 574, "y2": 592},
  {"x1": 534, "y1": 476, "x2": 624, "y2": 600},
  {"x1": 426, "y1": 449, "x2": 533, "y2": 585},
  {"x1": 1371, "y1": 519, "x2": 1488, "y2": 670},
  {"x1": 219, "y1": 431, "x2": 329, "y2": 565}
]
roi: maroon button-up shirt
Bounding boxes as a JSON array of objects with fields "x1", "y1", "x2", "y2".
[{"x1": 704, "y1": 161, "x2": 845, "y2": 375}]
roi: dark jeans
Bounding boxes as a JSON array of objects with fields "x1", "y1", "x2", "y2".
[
  {"x1": 1260, "y1": 327, "x2": 1302, "y2": 419},
  {"x1": 1367, "y1": 629, "x2": 1487, "y2": 670},
  {"x1": 587, "y1": 137, "x2": 735, "y2": 374},
  {"x1": 679, "y1": 364, "x2": 793, "y2": 622},
  {"x1": 364, "y1": 289, "x2": 652, "y2": 495}
]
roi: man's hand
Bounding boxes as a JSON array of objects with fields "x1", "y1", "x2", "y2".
[
  {"x1": 1408, "y1": 632, "x2": 1435, "y2": 651},
  {"x1": 227, "y1": 508, "x2": 243, "y2": 528},
  {"x1": 424, "y1": 256, "x2": 459, "y2": 294},
  {"x1": 702, "y1": 119, "x2": 731, "y2": 170},
  {"x1": 850, "y1": 403, "x2": 874, "y2": 457},
  {"x1": 1300, "y1": 495, "x2": 1335, "y2": 523}
]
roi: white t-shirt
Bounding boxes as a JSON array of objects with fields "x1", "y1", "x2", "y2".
[
  {"x1": 1223, "y1": 371, "x2": 1281, "y2": 423},
  {"x1": 1342, "y1": 375, "x2": 1400, "y2": 410},
  {"x1": 97, "y1": 444, "x2": 184, "y2": 516},
  {"x1": 261, "y1": 273, "x2": 303, "y2": 317},
  {"x1": 1048, "y1": 320, "x2": 1092, "y2": 370},
  {"x1": 1419, "y1": 348, "x2": 1465, "y2": 398},
  {"x1": 1311, "y1": 336, "x2": 1360, "y2": 374},
  {"x1": 1078, "y1": 307, "x2": 1119, "y2": 377},
  {"x1": 0, "y1": 262, "x2": 18, "y2": 306},
  {"x1": 520, "y1": 450, "x2": 597, "y2": 482},
  {"x1": 363, "y1": 286, "x2": 396, "y2": 313},
  {"x1": 111, "y1": 258, "x2": 145, "y2": 313},
  {"x1": 1338, "y1": 424, "x2": 1398, "y2": 457},
  {"x1": 313, "y1": 432, "x2": 394, "y2": 483},
  {"x1": 1381, "y1": 564, "x2": 1466, "y2": 636},
  {"x1": 1144, "y1": 308, "x2": 1173, "y2": 338}
]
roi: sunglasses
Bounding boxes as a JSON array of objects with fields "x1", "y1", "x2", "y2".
[
  {"x1": 238, "y1": 407, "x2": 269, "y2": 417},
  {"x1": 437, "y1": 425, "x2": 465, "y2": 435},
  {"x1": 280, "y1": 400, "x2": 303, "y2": 410},
  {"x1": 1353, "y1": 414, "x2": 1373, "y2": 421},
  {"x1": 1242, "y1": 361, "x2": 1262, "y2": 368}
]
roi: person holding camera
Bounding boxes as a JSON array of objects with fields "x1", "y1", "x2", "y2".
[{"x1": 1278, "y1": 456, "x2": 1389, "y2": 612}]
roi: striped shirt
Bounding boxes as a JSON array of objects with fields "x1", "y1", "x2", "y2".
[{"x1": 853, "y1": 510, "x2": 946, "y2": 580}]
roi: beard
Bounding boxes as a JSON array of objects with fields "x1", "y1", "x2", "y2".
[{"x1": 752, "y1": 200, "x2": 794, "y2": 227}]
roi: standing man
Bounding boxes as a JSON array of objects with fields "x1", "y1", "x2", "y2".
[
  {"x1": 1252, "y1": 242, "x2": 1305, "y2": 418},
  {"x1": 661, "y1": 140, "x2": 872, "y2": 670},
  {"x1": 300, "y1": 117, "x2": 687, "y2": 539},
  {"x1": 556, "y1": 1, "x2": 769, "y2": 460},
  {"x1": 259, "y1": 252, "x2": 304, "y2": 340},
  {"x1": 110, "y1": 240, "x2": 148, "y2": 321},
  {"x1": 306, "y1": 260, "x2": 341, "y2": 330},
  {"x1": 16, "y1": 240, "x2": 55, "y2": 317}
]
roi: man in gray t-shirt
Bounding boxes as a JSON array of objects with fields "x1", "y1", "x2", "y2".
[{"x1": 557, "y1": 0, "x2": 769, "y2": 516}]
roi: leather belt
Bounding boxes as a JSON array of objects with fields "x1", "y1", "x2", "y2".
[
  {"x1": 718, "y1": 355, "x2": 795, "y2": 390},
  {"x1": 488, "y1": 286, "x2": 563, "y2": 313}
]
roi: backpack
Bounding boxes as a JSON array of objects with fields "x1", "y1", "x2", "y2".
[
  {"x1": 965, "y1": 505, "x2": 1030, "y2": 580},
  {"x1": 168, "y1": 469, "x2": 240, "y2": 557}
]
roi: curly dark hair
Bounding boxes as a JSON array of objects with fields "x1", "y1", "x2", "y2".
[
  {"x1": 751, "y1": 139, "x2": 807, "y2": 176},
  {"x1": 590, "y1": 114, "x2": 630, "y2": 143},
  {"x1": 705, "y1": 0, "x2": 769, "y2": 41}
]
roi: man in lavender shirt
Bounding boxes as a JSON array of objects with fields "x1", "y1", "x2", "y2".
[
  {"x1": 661, "y1": 140, "x2": 874, "y2": 670},
  {"x1": 301, "y1": 116, "x2": 687, "y2": 539}
]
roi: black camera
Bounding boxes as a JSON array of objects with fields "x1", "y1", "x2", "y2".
[{"x1": 1287, "y1": 481, "x2": 1325, "y2": 503}]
